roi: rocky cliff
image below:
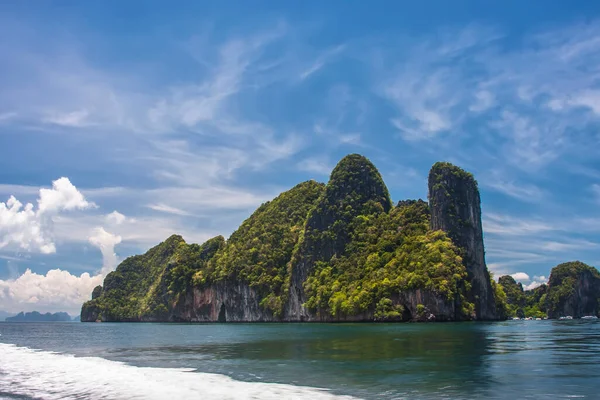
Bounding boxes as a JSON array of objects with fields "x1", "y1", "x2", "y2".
[
  {"x1": 428, "y1": 162, "x2": 497, "y2": 320},
  {"x1": 286, "y1": 154, "x2": 392, "y2": 320},
  {"x1": 82, "y1": 154, "x2": 502, "y2": 323},
  {"x1": 546, "y1": 261, "x2": 600, "y2": 318}
]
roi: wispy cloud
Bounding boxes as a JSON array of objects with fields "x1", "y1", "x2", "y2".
[
  {"x1": 296, "y1": 157, "x2": 333, "y2": 176},
  {"x1": 299, "y1": 44, "x2": 345, "y2": 80},
  {"x1": 0, "y1": 112, "x2": 17, "y2": 123},
  {"x1": 146, "y1": 203, "x2": 193, "y2": 216},
  {"x1": 375, "y1": 21, "x2": 600, "y2": 174},
  {"x1": 484, "y1": 180, "x2": 545, "y2": 203},
  {"x1": 483, "y1": 213, "x2": 555, "y2": 236},
  {"x1": 43, "y1": 109, "x2": 91, "y2": 127}
]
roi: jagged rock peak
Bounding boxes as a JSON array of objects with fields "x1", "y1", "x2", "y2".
[
  {"x1": 327, "y1": 154, "x2": 392, "y2": 213},
  {"x1": 91, "y1": 285, "x2": 103, "y2": 300},
  {"x1": 427, "y1": 161, "x2": 497, "y2": 320}
]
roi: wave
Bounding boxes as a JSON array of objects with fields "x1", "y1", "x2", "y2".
[{"x1": 0, "y1": 343, "x2": 354, "y2": 400}]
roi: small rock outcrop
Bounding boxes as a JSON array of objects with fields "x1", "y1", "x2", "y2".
[
  {"x1": 286, "y1": 154, "x2": 392, "y2": 320},
  {"x1": 428, "y1": 162, "x2": 497, "y2": 320},
  {"x1": 546, "y1": 261, "x2": 600, "y2": 319},
  {"x1": 91, "y1": 285, "x2": 103, "y2": 300}
]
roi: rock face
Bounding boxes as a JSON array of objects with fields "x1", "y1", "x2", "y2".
[
  {"x1": 546, "y1": 261, "x2": 600, "y2": 319},
  {"x1": 400, "y1": 289, "x2": 458, "y2": 322},
  {"x1": 428, "y1": 162, "x2": 497, "y2": 320},
  {"x1": 286, "y1": 154, "x2": 392, "y2": 320},
  {"x1": 171, "y1": 283, "x2": 273, "y2": 322}
]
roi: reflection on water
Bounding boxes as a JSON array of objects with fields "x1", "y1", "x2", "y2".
[{"x1": 1, "y1": 320, "x2": 599, "y2": 399}]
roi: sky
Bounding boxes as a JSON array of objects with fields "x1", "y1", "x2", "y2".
[{"x1": 1, "y1": 1, "x2": 600, "y2": 315}]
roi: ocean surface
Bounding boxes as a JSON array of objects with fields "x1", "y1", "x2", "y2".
[{"x1": 0, "y1": 321, "x2": 599, "y2": 399}]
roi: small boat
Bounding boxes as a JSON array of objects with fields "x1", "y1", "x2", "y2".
[
  {"x1": 581, "y1": 315, "x2": 599, "y2": 320},
  {"x1": 559, "y1": 316, "x2": 574, "y2": 320},
  {"x1": 535, "y1": 318, "x2": 542, "y2": 321},
  {"x1": 512, "y1": 317, "x2": 520, "y2": 320}
]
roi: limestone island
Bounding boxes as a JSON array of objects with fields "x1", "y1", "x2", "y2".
[{"x1": 81, "y1": 154, "x2": 600, "y2": 322}]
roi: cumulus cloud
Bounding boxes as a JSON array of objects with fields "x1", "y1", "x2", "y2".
[
  {"x1": 0, "y1": 177, "x2": 94, "y2": 254},
  {"x1": 0, "y1": 196, "x2": 54, "y2": 253},
  {"x1": 524, "y1": 276, "x2": 548, "y2": 291},
  {"x1": 511, "y1": 272, "x2": 530, "y2": 282},
  {"x1": 37, "y1": 177, "x2": 95, "y2": 214},
  {"x1": 509, "y1": 272, "x2": 548, "y2": 290},
  {"x1": 105, "y1": 210, "x2": 127, "y2": 225},
  {"x1": 0, "y1": 269, "x2": 103, "y2": 315},
  {"x1": 88, "y1": 227, "x2": 122, "y2": 274},
  {"x1": 0, "y1": 226, "x2": 121, "y2": 315}
]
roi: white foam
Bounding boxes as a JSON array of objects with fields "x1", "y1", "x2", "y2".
[{"x1": 0, "y1": 343, "x2": 354, "y2": 400}]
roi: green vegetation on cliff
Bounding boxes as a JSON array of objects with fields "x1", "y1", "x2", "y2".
[
  {"x1": 304, "y1": 200, "x2": 473, "y2": 320},
  {"x1": 430, "y1": 162, "x2": 476, "y2": 187},
  {"x1": 81, "y1": 235, "x2": 224, "y2": 321},
  {"x1": 498, "y1": 276, "x2": 526, "y2": 317},
  {"x1": 198, "y1": 180, "x2": 325, "y2": 315},
  {"x1": 497, "y1": 275, "x2": 547, "y2": 318},
  {"x1": 293, "y1": 154, "x2": 393, "y2": 264},
  {"x1": 545, "y1": 261, "x2": 600, "y2": 318}
]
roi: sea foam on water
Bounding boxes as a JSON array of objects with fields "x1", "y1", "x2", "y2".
[{"x1": 0, "y1": 343, "x2": 353, "y2": 400}]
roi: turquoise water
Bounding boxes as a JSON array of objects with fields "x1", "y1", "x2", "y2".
[{"x1": 0, "y1": 320, "x2": 599, "y2": 399}]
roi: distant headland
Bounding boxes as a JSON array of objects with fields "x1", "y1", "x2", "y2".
[{"x1": 6, "y1": 311, "x2": 79, "y2": 322}]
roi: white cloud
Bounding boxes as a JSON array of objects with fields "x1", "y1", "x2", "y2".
[
  {"x1": 37, "y1": 177, "x2": 95, "y2": 214},
  {"x1": 524, "y1": 276, "x2": 548, "y2": 291},
  {"x1": 88, "y1": 227, "x2": 122, "y2": 275},
  {"x1": 507, "y1": 272, "x2": 547, "y2": 290},
  {"x1": 0, "y1": 177, "x2": 94, "y2": 254},
  {"x1": 511, "y1": 272, "x2": 530, "y2": 282},
  {"x1": 0, "y1": 269, "x2": 103, "y2": 315},
  {"x1": 0, "y1": 196, "x2": 54, "y2": 253},
  {"x1": 105, "y1": 211, "x2": 127, "y2": 225},
  {"x1": 0, "y1": 225, "x2": 123, "y2": 314}
]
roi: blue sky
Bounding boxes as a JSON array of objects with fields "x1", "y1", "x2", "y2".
[{"x1": 1, "y1": 1, "x2": 600, "y2": 314}]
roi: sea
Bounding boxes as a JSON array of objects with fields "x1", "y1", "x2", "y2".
[{"x1": 0, "y1": 320, "x2": 598, "y2": 399}]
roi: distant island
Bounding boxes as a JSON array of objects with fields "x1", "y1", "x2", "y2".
[
  {"x1": 6, "y1": 311, "x2": 76, "y2": 322},
  {"x1": 81, "y1": 154, "x2": 600, "y2": 323},
  {"x1": 498, "y1": 261, "x2": 600, "y2": 319}
]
